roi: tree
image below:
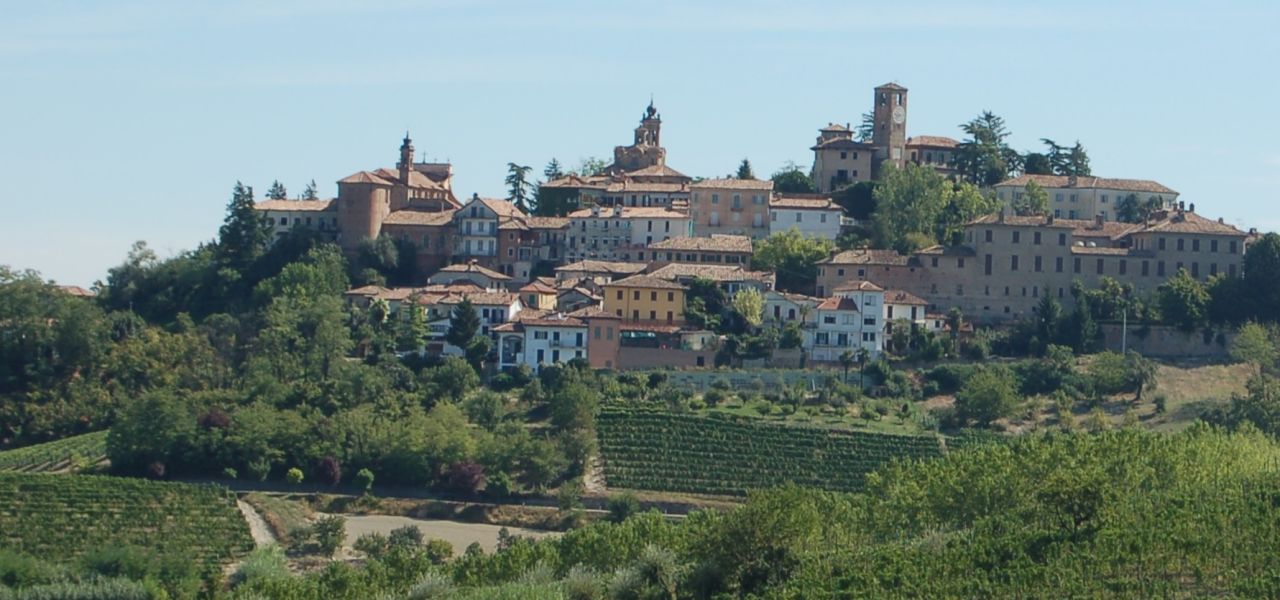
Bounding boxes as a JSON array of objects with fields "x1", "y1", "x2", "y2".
[
  {"x1": 771, "y1": 163, "x2": 816, "y2": 194},
  {"x1": 575, "y1": 157, "x2": 608, "y2": 177},
  {"x1": 938, "y1": 182, "x2": 999, "y2": 245},
  {"x1": 1231, "y1": 322, "x2": 1276, "y2": 376},
  {"x1": 543, "y1": 158, "x2": 564, "y2": 182},
  {"x1": 856, "y1": 111, "x2": 874, "y2": 142},
  {"x1": 736, "y1": 159, "x2": 756, "y2": 180},
  {"x1": 446, "y1": 299, "x2": 481, "y2": 349},
  {"x1": 266, "y1": 180, "x2": 288, "y2": 200},
  {"x1": 871, "y1": 164, "x2": 949, "y2": 252},
  {"x1": 505, "y1": 163, "x2": 535, "y2": 214},
  {"x1": 839, "y1": 350, "x2": 855, "y2": 384},
  {"x1": 730, "y1": 288, "x2": 764, "y2": 328},
  {"x1": 955, "y1": 367, "x2": 1019, "y2": 427},
  {"x1": 1032, "y1": 292, "x2": 1063, "y2": 354},
  {"x1": 1013, "y1": 179, "x2": 1049, "y2": 216},
  {"x1": 1125, "y1": 351, "x2": 1157, "y2": 403},
  {"x1": 832, "y1": 181, "x2": 878, "y2": 220},
  {"x1": 1022, "y1": 152, "x2": 1053, "y2": 175},
  {"x1": 1042, "y1": 139, "x2": 1092, "y2": 176},
  {"x1": 953, "y1": 111, "x2": 1020, "y2": 186},
  {"x1": 1243, "y1": 233, "x2": 1280, "y2": 323},
  {"x1": 302, "y1": 179, "x2": 319, "y2": 201},
  {"x1": 946, "y1": 308, "x2": 963, "y2": 355},
  {"x1": 751, "y1": 229, "x2": 835, "y2": 294},
  {"x1": 1158, "y1": 269, "x2": 1209, "y2": 332},
  {"x1": 216, "y1": 182, "x2": 271, "y2": 273}
]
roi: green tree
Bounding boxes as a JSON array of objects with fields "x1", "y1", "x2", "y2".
[
  {"x1": 751, "y1": 229, "x2": 835, "y2": 294},
  {"x1": 575, "y1": 156, "x2": 608, "y2": 177},
  {"x1": 938, "y1": 181, "x2": 998, "y2": 245},
  {"x1": 735, "y1": 159, "x2": 756, "y2": 180},
  {"x1": 446, "y1": 299, "x2": 481, "y2": 349},
  {"x1": 953, "y1": 111, "x2": 1020, "y2": 186},
  {"x1": 216, "y1": 182, "x2": 271, "y2": 274},
  {"x1": 505, "y1": 163, "x2": 535, "y2": 214},
  {"x1": 1012, "y1": 179, "x2": 1049, "y2": 216},
  {"x1": 396, "y1": 299, "x2": 429, "y2": 353},
  {"x1": 302, "y1": 179, "x2": 319, "y2": 201},
  {"x1": 1231, "y1": 322, "x2": 1276, "y2": 376},
  {"x1": 1158, "y1": 269, "x2": 1209, "y2": 332},
  {"x1": 730, "y1": 288, "x2": 765, "y2": 328},
  {"x1": 1042, "y1": 139, "x2": 1092, "y2": 176},
  {"x1": 955, "y1": 367, "x2": 1019, "y2": 427},
  {"x1": 832, "y1": 181, "x2": 877, "y2": 220},
  {"x1": 871, "y1": 163, "x2": 949, "y2": 252},
  {"x1": 1022, "y1": 152, "x2": 1053, "y2": 175},
  {"x1": 1243, "y1": 232, "x2": 1280, "y2": 322},
  {"x1": 856, "y1": 111, "x2": 874, "y2": 142},
  {"x1": 543, "y1": 158, "x2": 564, "y2": 181},
  {"x1": 1125, "y1": 351, "x2": 1158, "y2": 403},
  {"x1": 266, "y1": 180, "x2": 288, "y2": 200},
  {"x1": 771, "y1": 163, "x2": 816, "y2": 194},
  {"x1": 839, "y1": 350, "x2": 855, "y2": 384},
  {"x1": 1032, "y1": 292, "x2": 1063, "y2": 354}
]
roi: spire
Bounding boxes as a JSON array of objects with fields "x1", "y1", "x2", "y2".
[{"x1": 645, "y1": 95, "x2": 658, "y2": 120}]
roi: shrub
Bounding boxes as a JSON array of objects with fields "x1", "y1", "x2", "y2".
[
  {"x1": 311, "y1": 515, "x2": 345, "y2": 557},
  {"x1": 923, "y1": 364, "x2": 978, "y2": 395},
  {"x1": 485, "y1": 471, "x2": 514, "y2": 499},
  {"x1": 607, "y1": 491, "x2": 642, "y2": 524},
  {"x1": 1154, "y1": 395, "x2": 1168, "y2": 414},
  {"x1": 285, "y1": 468, "x2": 304, "y2": 485},
  {"x1": 704, "y1": 388, "x2": 729, "y2": 407},
  {"x1": 353, "y1": 532, "x2": 390, "y2": 559},
  {"x1": 389, "y1": 525, "x2": 423, "y2": 550},
  {"x1": 318, "y1": 456, "x2": 342, "y2": 486},
  {"x1": 423, "y1": 539, "x2": 453, "y2": 564},
  {"x1": 446, "y1": 461, "x2": 486, "y2": 495},
  {"x1": 557, "y1": 478, "x2": 584, "y2": 511},
  {"x1": 955, "y1": 366, "x2": 1020, "y2": 427},
  {"x1": 221, "y1": 467, "x2": 238, "y2": 480},
  {"x1": 1088, "y1": 351, "x2": 1133, "y2": 395},
  {"x1": 354, "y1": 468, "x2": 375, "y2": 494}
]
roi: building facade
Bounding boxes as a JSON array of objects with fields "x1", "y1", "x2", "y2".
[
  {"x1": 688, "y1": 179, "x2": 774, "y2": 238},
  {"x1": 994, "y1": 174, "x2": 1179, "y2": 222},
  {"x1": 769, "y1": 195, "x2": 843, "y2": 239}
]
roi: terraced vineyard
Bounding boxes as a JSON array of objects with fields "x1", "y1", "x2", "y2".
[
  {"x1": 597, "y1": 408, "x2": 944, "y2": 496},
  {"x1": 0, "y1": 431, "x2": 108, "y2": 473},
  {"x1": 0, "y1": 473, "x2": 254, "y2": 567}
]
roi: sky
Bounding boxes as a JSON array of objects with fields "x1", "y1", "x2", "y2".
[{"x1": 2, "y1": 0, "x2": 1278, "y2": 286}]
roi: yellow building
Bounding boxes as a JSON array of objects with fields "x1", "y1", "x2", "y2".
[{"x1": 602, "y1": 275, "x2": 686, "y2": 324}]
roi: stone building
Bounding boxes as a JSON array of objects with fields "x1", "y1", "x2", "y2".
[
  {"x1": 638, "y1": 234, "x2": 753, "y2": 265},
  {"x1": 564, "y1": 205, "x2": 692, "y2": 262},
  {"x1": 688, "y1": 178, "x2": 774, "y2": 238},
  {"x1": 993, "y1": 174, "x2": 1179, "y2": 222},
  {"x1": 769, "y1": 195, "x2": 843, "y2": 239}
]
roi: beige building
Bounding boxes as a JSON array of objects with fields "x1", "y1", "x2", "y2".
[
  {"x1": 810, "y1": 124, "x2": 875, "y2": 193},
  {"x1": 258, "y1": 199, "x2": 339, "y2": 241},
  {"x1": 994, "y1": 174, "x2": 1179, "y2": 222},
  {"x1": 565, "y1": 205, "x2": 692, "y2": 262},
  {"x1": 769, "y1": 195, "x2": 843, "y2": 239},
  {"x1": 602, "y1": 274, "x2": 687, "y2": 324},
  {"x1": 638, "y1": 234, "x2": 753, "y2": 265},
  {"x1": 689, "y1": 178, "x2": 774, "y2": 238}
]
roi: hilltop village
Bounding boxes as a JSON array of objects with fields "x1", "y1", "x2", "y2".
[{"x1": 255, "y1": 82, "x2": 1255, "y2": 372}]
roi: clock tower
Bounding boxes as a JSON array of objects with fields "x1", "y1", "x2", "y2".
[{"x1": 871, "y1": 82, "x2": 908, "y2": 177}]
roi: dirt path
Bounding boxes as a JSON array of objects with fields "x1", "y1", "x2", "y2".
[
  {"x1": 237, "y1": 499, "x2": 277, "y2": 548},
  {"x1": 582, "y1": 455, "x2": 606, "y2": 493},
  {"x1": 326, "y1": 513, "x2": 558, "y2": 556}
]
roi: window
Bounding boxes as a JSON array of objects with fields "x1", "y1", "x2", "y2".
[
  {"x1": 1120, "y1": 260, "x2": 1127, "y2": 275},
  {"x1": 667, "y1": 292, "x2": 674, "y2": 301},
  {"x1": 1211, "y1": 239, "x2": 1219, "y2": 253},
  {"x1": 649, "y1": 310, "x2": 656, "y2": 320},
  {"x1": 1059, "y1": 233, "x2": 1067, "y2": 246},
  {"x1": 931, "y1": 257, "x2": 938, "y2": 268},
  {"x1": 820, "y1": 213, "x2": 828, "y2": 223},
  {"x1": 1192, "y1": 239, "x2": 1201, "y2": 252},
  {"x1": 840, "y1": 151, "x2": 847, "y2": 159},
  {"x1": 1157, "y1": 261, "x2": 1166, "y2": 276},
  {"x1": 1055, "y1": 193, "x2": 1064, "y2": 203},
  {"x1": 1012, "y1": 231, "x2": 1021, "y2": 244},
  {"x1": 1159, "y1": 237, "x2": 1167, "y2": 251},
  {"x1": 1034, "y1": 256, "x2": 1042, "y2": 272},
  {"x1": 1142, "y1": 260, "x2": 1150, "y2": 277},
  {"x1": 1034, "y1": 231, "x2": 1041, "y2": 245},
  {"x1": 650, "y1": 291, "x2": 657, "y2": 301},
  {"x1": 1096, "y1": 258, "x2": 1104, "y2": 274},
  {"x1": 1010, "y1": 255, "x2": 1019, "y2": 271},
  {"x1": 1230, "y1": 241, "x2": 1238, "y2": 254},
  {"x1": 1177, "y1": 238, "x2": 1185, "y2": 251},
  {"x1": 771, "y1": 211, "x2": 777, "y2": 222},
  {"x1": 985, "y1": 229, "x2": 993, "y2": 243},
  {"x1": 633, "y1": 291, "x2": 640, "y2": 300},
  {"x1": 958, "y1": 258, "x2": 965, "y2": 268},
  {"x1": 534, "y1": 331, "x2": 548, "y2": 340},
  {"x1": 1192, "y1": 263, "x2": 1200, "y2": 278},
  {"x1": 1101, "y1": 194, "x2": 1108, "y2": 203},
  {"x1": 984, "y1": 254, "x2": 993, "y2": 276},
  {"x1": 864, "y1": 317, "x2": 877, "y2": 326},
  {"x1": 1074, "y1": 257, "x2": 1081, "y2": 273},
  {"x1": 1055, "y1": 257, "x2": 1063, "y2": 273}
]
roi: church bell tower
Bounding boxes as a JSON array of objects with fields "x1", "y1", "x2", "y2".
[{"x1": 871, "y1": 83, "x2": 908, "y2": 177}]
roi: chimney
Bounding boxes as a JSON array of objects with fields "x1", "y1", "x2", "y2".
[
  {"x1": 1046, "y1": 213, "x2": 1055, "y2": 225},
  {"x1": 1189, "y1": 202, "x2": 1195, "y2": 213},
  {"x1": 1218, "y1": 217, "x2": 1225, "y2": 224},
  {"x1": 1094, "y1": 214, "x2": 1104, "y2": 228},
  {"x1": 998, "y1": 206, "x2": 1006, "y2": 223},
  {"x1": 1178, "y1": 200, "x2": 1186, "y2": 212},
  {"x1": 1068, "y1": 174, "x2": 1078, "y2": 187}
]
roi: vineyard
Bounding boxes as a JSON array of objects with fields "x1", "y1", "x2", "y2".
[
  {"x1": 597, "y1": 407, "x2": 943, "y2": 496},
  {"x1": 0, "y1": 430, "x2": 108, "y2": 473},
  {"x1": 0, "y1": 473, "x2": 254, "y2": 567}
]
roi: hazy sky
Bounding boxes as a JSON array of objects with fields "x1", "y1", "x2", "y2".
[{"x1": 2, "y1": 1, "x2": 1278, "y2": 286}]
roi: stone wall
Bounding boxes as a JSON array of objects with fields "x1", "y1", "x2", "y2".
[{"x1": 1099, "y1": 323, "x2": 1234, "y2": 358}]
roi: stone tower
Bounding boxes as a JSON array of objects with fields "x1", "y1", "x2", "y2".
[
  {"x1": 635, "y1": 100, "x2": 661, "y2": 147},
  {"x1": 871, "y1": 82, "x2": 908, "y2": 177},
  {"x1": 612, "y1": 100, "x2": 667, "y2": 173},
  {"x1": 397, "y1": 132, "x2": 414, "y2": 182}
]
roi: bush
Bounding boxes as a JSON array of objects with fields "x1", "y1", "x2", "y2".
[
  {"x1": 955, "y1": 366, "x2": 1020, "y2": 427},
  {"x1": 704, "y1": 388, "x2": 729, "y2": 407},
  {"x1": 354, "y1": 468, "x2": 375, "y2": 494},
  {"x1": 389, "y1": 525, "x2": 423, "y2": 550},
  {"x1": 221, "y1": 467, "x2": 238, "y2": 480},
  {"x1": 423, "y1": 539, "x2": 453, "y2": 564},
  {"x1": 311, "y1": 515, "x2": 346, "y2": 557},
  {"x1": 557, "y1": 479, "x2": 584, "y2": 511},
  {"x1": 446, "y1": 461, "x2": 486, "y2": 495},
  {"x1": 923, "y1": 364, "x2": 978, "y2": 395},
  {"x1": 317, "y1": 456, "x2": 342, "y2": 486},
  {"x1": 1088, "y1": 351, "x2": 1133, "y2": 395},
  {"x1": 285, "y1": 468, "x2": 304, "y2": 485},
  {"x1": 353, "y1": 532, "x2": 390, "y2": 559},
  {"x1": 485, "y1": 471, "x2": 514, "y2": 499},
  {"x1": 607, "y1": 492, "x2": 642, "y2": 524}
]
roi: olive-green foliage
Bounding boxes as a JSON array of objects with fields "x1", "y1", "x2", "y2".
[{"x1": 954, "y1": 366, "x2": 1019, "y2": 426}]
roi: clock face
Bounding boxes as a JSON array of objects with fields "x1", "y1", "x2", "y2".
[{"x1": 892, "y1": 106, "x2": 905, "y2": 125}]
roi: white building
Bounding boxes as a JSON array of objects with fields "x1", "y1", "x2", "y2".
[
  {"x1": 769, "y1": 195, "x2": 843, "y2": 239},
  {"x1": 805, "y1": 281, "x2": 884, "y2": 361},
  {"x1": 494, "y1": 312, "x2": 589, "y2": 372},
  {"x1": 256, "y1": 199, "x2": 339, "y2": 242},
  {"x1": 762, "y1": 290, "x2": 819, "y2": 326},
  {"x1": 565, "y1": 205, "x2": 693, "y2": 262},
  {"x1": 993, "y1": 174, "x2": 1178, "y2": 222},
  {"x1": 420, "y1": 291, "x2": 524, "y2": 356}
]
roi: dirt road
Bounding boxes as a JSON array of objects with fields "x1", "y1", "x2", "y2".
[{"x1": 335, "y1": 514, "x2": 559, "y2": 555}]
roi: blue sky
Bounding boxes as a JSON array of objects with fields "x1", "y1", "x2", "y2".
[{"x1": 2, "y1": 0, "x2": 1278, "y2": 286}]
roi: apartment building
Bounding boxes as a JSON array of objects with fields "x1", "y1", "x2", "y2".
[
  {"x1": 805, "y1": 280, "x2": 885, "y2": 361},
  {"x1": 565, "y1": 205, "x2": 692, "y2": 262},
  {"x1": 602, "y1": 275, "x2": 687, "y2": 323},
  {"x1": 769, "y1": 195, "x2": 843, "y2": 239},
  {"x1": 993, "y1": 174, "x2": 1178, "y2": 222},
  {"x1": 689, "y1": 178, "x2": 774, "y2": 239},
  {"x1": 638, "y1": 234, "x2": 753, "y2": 265}
]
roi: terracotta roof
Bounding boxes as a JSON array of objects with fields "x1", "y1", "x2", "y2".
[
  {"x1": 255, "y1": 199, "x2": 337, "y2": 212},
  {"x1": 541, "y1": 174, "x2": 611, "y2": 189},
  {"x1": 770, "y1": 195, "x2": 838, "y2": 210},
  {"x1": 519, "y1": 280, "x2": 557, "y2": 294},
  {"x1": 567, "y1": 206, "x2": 688, "y2": 219},
  {"x1": 915, "y1": 245, "x2": 977, "y2": 257},
  {"x1": 820, "y1": 123, "x2": 851, "y2": 132},
  {"x1": 619, "y1": 322, "x2": 683, "y2": 334},
  {"x1": 420, "y1": 282, "x2": 486, "y2": 293},
  {"x1": 1057, "y1": 219, "x2": 1140, "y2": 240},
  {"x1": 605, "y1": 181, "x2": 689, "y2": 194},
  {"x1": 647, "y1": 234, "x2": 753, "y2": 253},
  {"x1": 526, "y1": 217, "x2": 571, "y2": 229},
  {"x1": 885, "y1": 290, "x2": 928, "y2": 305},
  {"x1": 459, "y1": 196, "x2": 526, "y2": 219},
  {"x1": 816, "y1": 297, "x2": 860, "y2": 311},
  {"x1": 821, "y1": 249, "x2": 911, "y2": 266},
  {"x1": 436, "y1": 261, "x2": 512, "y2": 281},
  {"x1": 345, "y1": 286, "x2": 419, "y2": 301},
  {"x1": 516, "y1": 313, "x2": 587, "y2": 328},
  {"x1": 811, "y1": 137, "x2": 875, "y2": 151},
  {"x1": 1069, "y1": 246, "x2": 1132, "y2": 256},
  {"x1": 906, "y1": 135, "x2": 960, "y2": 148},
  {"x1": 497, "y1": 220, "x2": 529, "y2": 231},
  {"x1": 833, "y1": 280, "x2": 884, "y2": 292},
  {"x1": 57, "y1": 285, "x2": 96, "y2": 298},
  {"x1": 624, "y1": 164, "x2": 690, "y2": 179},
  {"x1": 339, "y1": 171, "x2": 394, "y2": 186},
  {"x1": 691, "y1": 178, "x2": 774, "y2": 191},
  {"x1": 968, "y1": 214, "x2": 1074, "y2": 228},
  {"x1": 372, "y1": 167, "x2": 447, "y2": 191},
  {"x1": 382, "y1": 209, "x2": 456, "y2": 226},
  {"x1": 431, "y1": 292, "x2": 520, "y2": 306},
  {"x1": 605, "y1": 274, "x2": 688, "y2": 290},
  {"x1": 1138, "y1": 210, "x2": 1246, "y2": 236},
  {"x1": 568, "y1": 306, "x2": 620, "y2": 319},
  {"x1": 995, "y1": 174, "x2": 1177, "y2": 195},
  {"x1": 555, "y1": 260, "x2": 648, "y2": 276},
  {"x1": 647, "y1": 263, "x2": 774, "y2": 285}
]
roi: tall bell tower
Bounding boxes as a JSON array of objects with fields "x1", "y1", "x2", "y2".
[
  {"x1": 871, "y1": 82, "x2": 908, "y2": 177},
  {"x1": 397, "y1": 132, "x2": 415, "y2": 182}
]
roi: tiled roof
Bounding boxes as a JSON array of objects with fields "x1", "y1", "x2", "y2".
[
  {"x1": 820, "y1": 123, "x2": 851, "y2": 132},
  {"x1": 568, "y1": 306, "x2": 620, "y2": 319},
  {"x1": 541, "y1": 174, "x2": 611, "y2": 189},
  {"x1": 647, "y1": 234, "x2": 753, "y2": 253},
  {"x1": 255, "y1": 199, "x2": 337, "y2": 212},
  {"x1": 1138, "y1": 210, "x2": 1247, "y2": 236},
  {"x1": 647, "y1": 263, "x2": 774, "y2": 285},
  {"x1": 605, "y1": 274, "x2": 688, "y2": 290},
  {"x1": 372, "y1": 168, "x2": 448, "y2": 191},
  {"x1": 691, "y1": 178, "x2": 774, "y2": 191},
  {"x1": 821, "y1": 249, "x2": 911, "y2": 266},
  {"x1": 885, "y1": 290, "x2": 928, "y2": 305},
  {"x1": 1057, "y1": 219, "x2": 1140, "y2": 239},
  {"x1": 816, "y1": 297, "x2": 860, "y2": 311},
  {"x1": 339, "y1": 171, "x2": 394, "y2": 186},
  {"x1": 968, "y1": 214, "x2": 1074, "y2": 228},
  {"x1": 420, "y1": 282, "x2": 487, "y2": 293},
  {"x1": 382, "y1": 209, "x2": 456, "y2": 226},
  {"x1": 624, "y1": 164, "x2": 690, "y2": 179},
  {"x1": 436, "y1": 261, "x2": 512, "y2": 280},
  {"x1": 833, "y1": 280, "x2": 884, "y2": 292},
  {"x1": 619, "y1": 322, "x2": 683, "y2": 334},
  {"x1": 519, "y1": 280, "x2": 557, "y2": 294},
  {"x1": 915, "y1": 245, "x2": 977, "y2": 257},
  {"x1": 1070, "y1": 246, "x2": 1132, "y2": 256},
  {"x1": 555, "y1": 260, "x2": 648, "y2": 276},
  {"x1": 605, "y1": 181, "x2": 689, "y2": 194},
  {"x1": 995, "y1": 174, "x2": 1177, "y2": 195},
  {"x1": 58, "y1": 285, "x2": 96, "y2": 297},
  {"x1": 431, "y1": 292, "x2": 520, "y2": 306},
  {"x1": 344, "y1": 286, "x2": 419, "y2": 301},
  {"x1": 906, "y1": 135, "x2": 960, "y2": 148},
  {"x1": 525, "y1": 217, "x2": 571, "y2": 229},
  {"x1": 811, "y1": 137, "x2": 875, "y2": 151},
  {"x1": 770, "y1": 195, "x2": 838, "y2": 210}
]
